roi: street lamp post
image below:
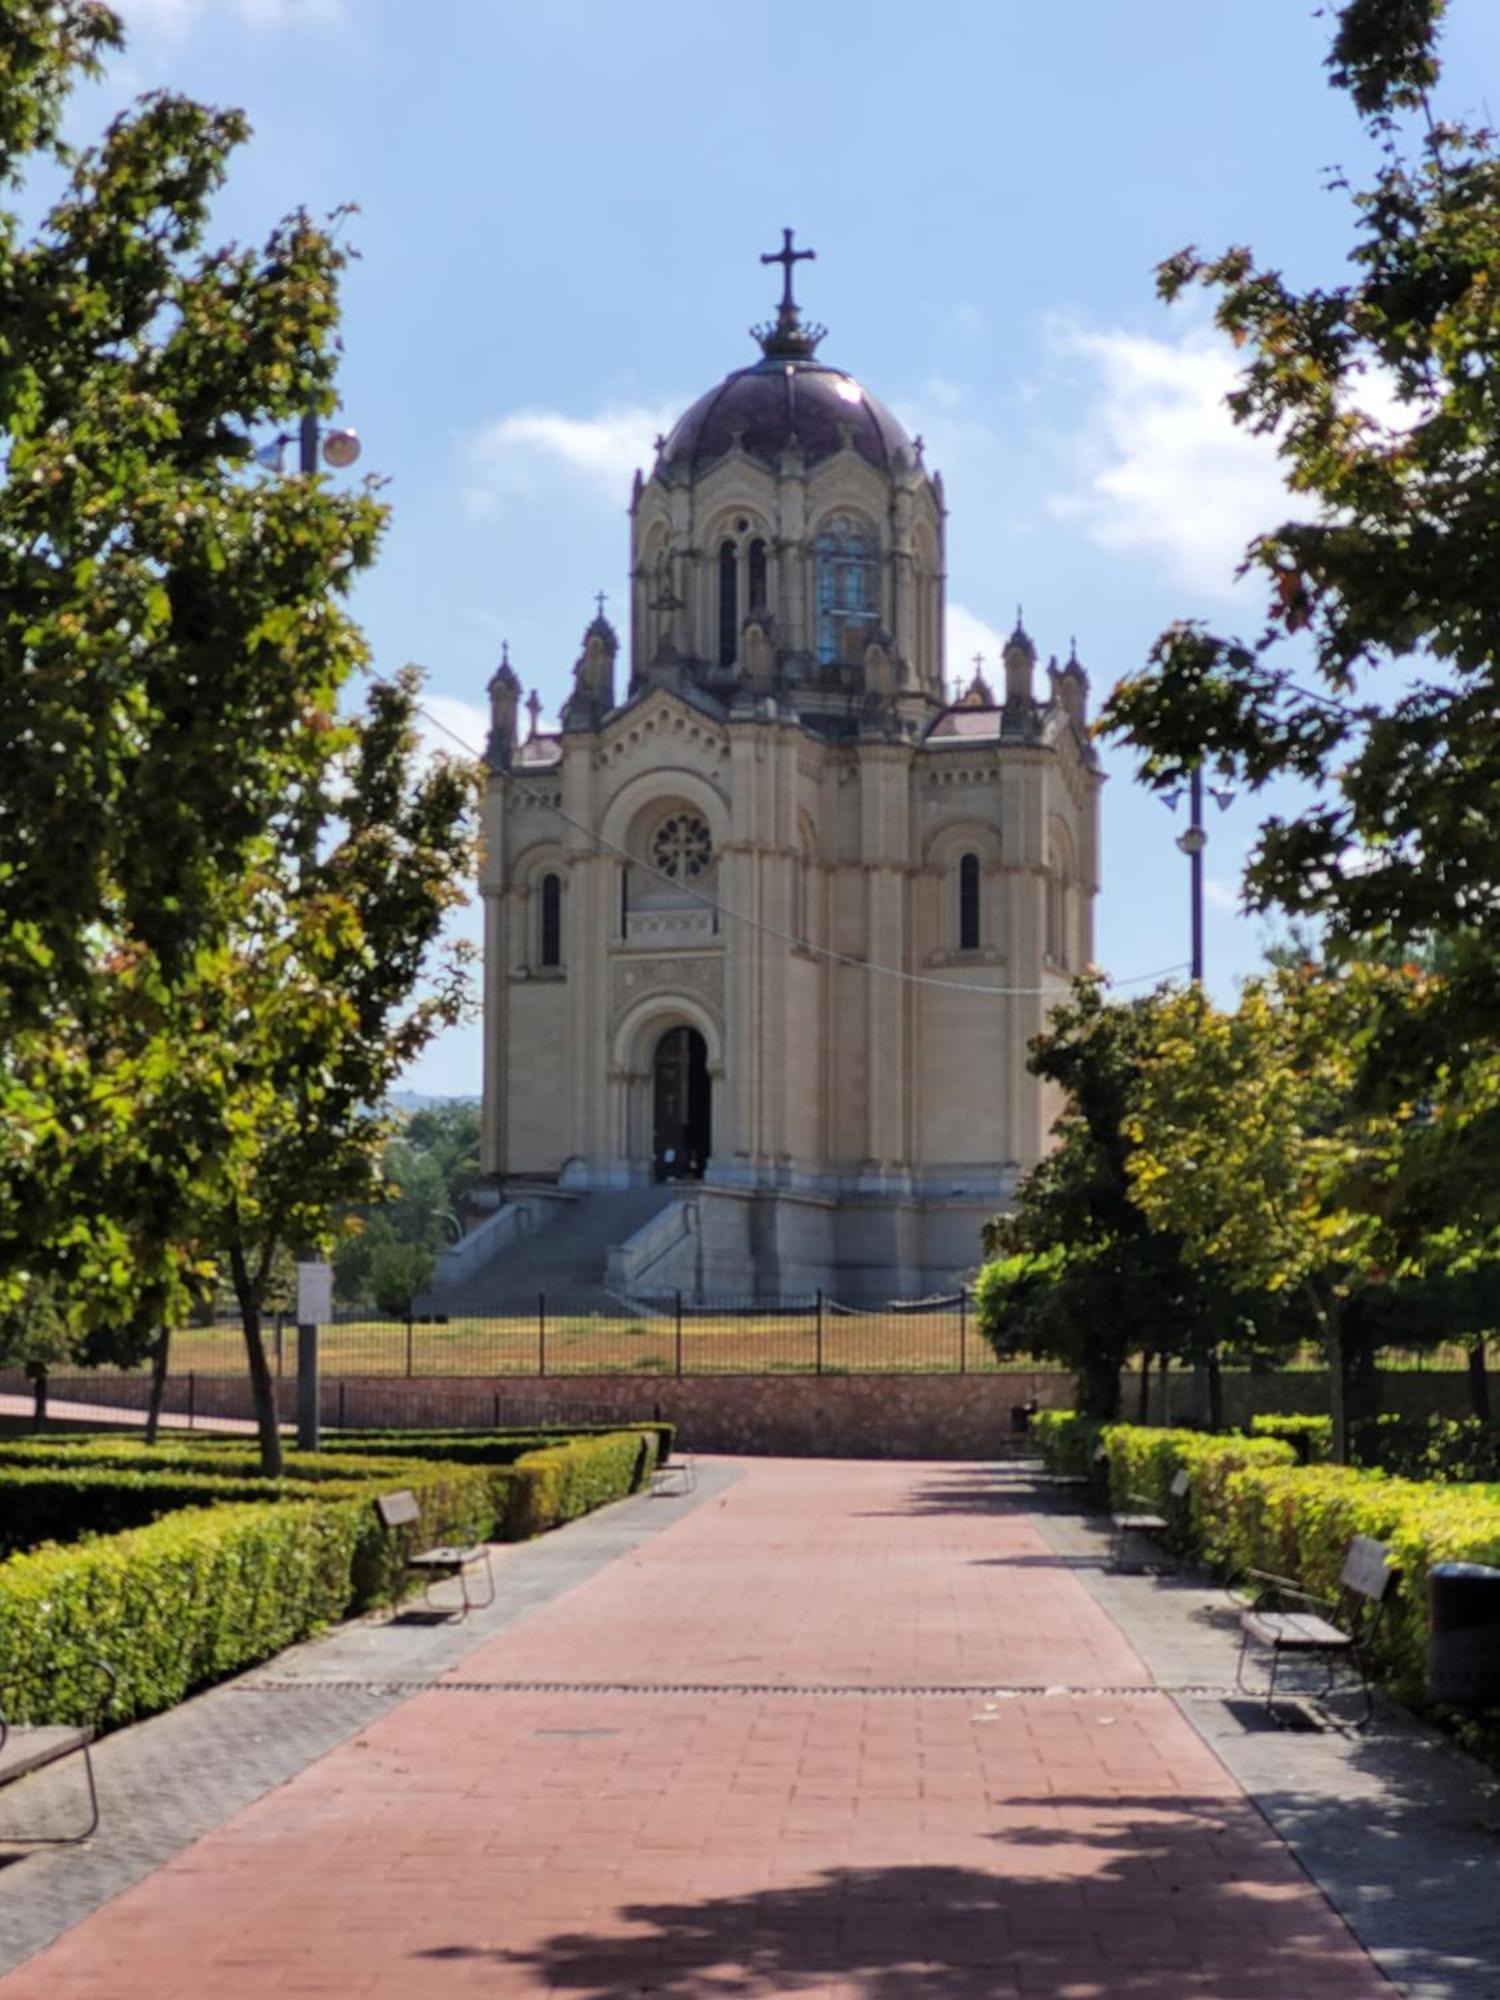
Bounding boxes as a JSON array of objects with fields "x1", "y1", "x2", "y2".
[{"x1": 1164, "y1": 766, "x2": 1233, "y2": 1427}]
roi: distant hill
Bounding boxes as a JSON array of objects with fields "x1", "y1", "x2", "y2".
[{"x1": 387, "y1": 1090, "x2": 481, "y2": 1113}]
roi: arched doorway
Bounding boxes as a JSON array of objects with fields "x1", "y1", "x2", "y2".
[{"x1": 653, "y1": 1026, "x2": 710, "y2": 1181}]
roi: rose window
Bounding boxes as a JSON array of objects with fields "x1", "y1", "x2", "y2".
[{"x1": 652, "y1": 814, "x2": 712, "y2": 881}]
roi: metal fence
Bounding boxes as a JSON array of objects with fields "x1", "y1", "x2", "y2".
[{"x1": 75, "y1": 1292, "x2": 1032, "y2": 1381}]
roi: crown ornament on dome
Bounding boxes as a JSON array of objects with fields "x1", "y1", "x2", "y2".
[{"x1": 751, "y1": 228, "x2": 827, "y2": 361}]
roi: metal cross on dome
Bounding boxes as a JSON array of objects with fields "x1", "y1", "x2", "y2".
[{"x1": 761, "y1": 228, "x2": 815, "y2": 311}]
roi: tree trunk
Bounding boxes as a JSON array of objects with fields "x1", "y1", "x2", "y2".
[
  {"x1": 230, "y1": 1242, "x2": 283, "y2": 1477},
  {"x1": 1137, "y1": 1351, "x2": 1154, "y2": 1424},
  {"x1": 27, "y1": 1364, "x2": 46, "y2": 1434},
  {"x1": 1469, "y1": 1337, "x2": 1491, "y2": 1422},
  {"x1": 1207, "y1": 1347, "x2": 1225, "y2": 1432},
  {"x1": 1324, "y1": 1299, "x2": 1349, "y2": 1466},
  {"x1": 145, "y1": 1328, "x2": 172, "y2": 1445},
  {"x1": 1158, "y1": 1352, "x2": 1172, "y2": 1427}
]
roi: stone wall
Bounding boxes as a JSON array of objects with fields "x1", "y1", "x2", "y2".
[{"x1": 10, "y1": 1363, "x2": 1487, "y2": 1457}]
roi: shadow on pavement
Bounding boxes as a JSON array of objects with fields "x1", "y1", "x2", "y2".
[{"x1": 413, "y1": 1797, "x2": 1386, "y2": 1999}]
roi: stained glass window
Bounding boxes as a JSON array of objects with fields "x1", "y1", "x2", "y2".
[{"x1": 815, "y1": 515, "x2": 878, "y2": 664}]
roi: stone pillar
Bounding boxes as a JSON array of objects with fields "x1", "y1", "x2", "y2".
[{"x1": 858, "y1": 744, "x2": 913, "y2": 1185}]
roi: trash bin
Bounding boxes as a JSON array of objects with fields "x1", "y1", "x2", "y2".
[
  {"x1": 1010, "y1": 1400, "x2": 1037, "y2": 1436},
  {"x1": 1427, "y1": 1562, "x2": 1500, "y2": 1706}
]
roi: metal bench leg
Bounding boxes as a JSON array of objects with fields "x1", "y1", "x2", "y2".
[
  {"x1": 466, "y1": 1549, "x2": 497, "y2": 1613},
  {"x1": 3, "y1": 1742, "x2": 100, "y2": 1847}
]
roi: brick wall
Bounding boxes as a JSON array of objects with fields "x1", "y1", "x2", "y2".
[{"x1": 8, "y1": 1365, "x2": 1484, "y2": 1458}]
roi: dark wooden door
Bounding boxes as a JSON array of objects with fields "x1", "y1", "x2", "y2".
[{"x1": 653, "y1": 1027, "x2": 710, "y2": 1181}]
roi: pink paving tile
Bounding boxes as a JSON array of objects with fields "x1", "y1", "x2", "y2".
[{"x1": 0, "y1": 1460, "x2": 1393, "y2": 1999}]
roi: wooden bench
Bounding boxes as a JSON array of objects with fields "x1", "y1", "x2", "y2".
[
  {"x1": 0, "y1": 1659, "x2": 114, "y2": 1846},
  {"x1": 1110, "y1": 1466, "x2": 1190, "y2": 1571},
  {"x1": 1237, "y1": 1534, "x2": 1395, "y2": 1725},
  {"x1": 375, "y1": 1491, "x2": 495, "y2": 1619}
]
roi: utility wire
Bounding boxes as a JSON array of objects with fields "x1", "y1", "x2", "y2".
[{"x1": 409, "y1": 688, "x2": 1191, "y2": 999}]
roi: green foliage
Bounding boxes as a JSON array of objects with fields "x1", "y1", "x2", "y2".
[
  {"x1": 977, "y1": 979, "x2": 1279, "y2": 1416},
  {"x1": 500, "y1": 1432, "x2": 658, "y2": 1538},
  {"x1": 0, "y1": 7, "x2": 391, "y2": 1335},
  {"x1": 1100, "y1": 1, "x2": 1500, "y2": 1291},
  {"x1": 1248, "y1": 1415, "x2": 1335, "y2": 1463},
  {"x1": 326, "y1": 1427, "x2": 662, "y2": 1537},
  {"x1": 0, "y1": 1501, "x2": 362, "y2": 1727},
  {"x1": 401, "y1": 1100, "x2": 482, "y2": 1212},
  {"x1": 369, "y1": 1238, "x2": 436, "y2": 1317},
  {"x1": 1030, "y1": 1410, "x2": 1104, "y2": 1480},
  {"x1": 0, "y1": 1425, "x2": 658, "y2": 1729}
]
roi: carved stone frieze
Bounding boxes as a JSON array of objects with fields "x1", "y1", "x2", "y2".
[{"x1": 611, "y1": 952, "x2": 725, "y2": 1021}]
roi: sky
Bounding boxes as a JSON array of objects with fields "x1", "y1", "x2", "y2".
[{"x1": 70, "y1": 1, "x2": 1500, "y2": 1096}]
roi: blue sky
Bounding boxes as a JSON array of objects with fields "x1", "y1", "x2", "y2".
[{"x1": 81, "y1": 2, "x2": 1500, "y2": 1095}]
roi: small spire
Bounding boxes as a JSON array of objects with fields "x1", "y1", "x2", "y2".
[
  {"x1": 525, "y1": 689, "x2": 541, "y2": 740},
  {"x1": 488, "y1": 639, "x2": 520, "y2": 694}
]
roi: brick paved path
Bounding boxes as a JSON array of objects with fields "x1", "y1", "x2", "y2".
[{"x1": 0, "y1": 1461, "x2": 1390, "y2": 1999}]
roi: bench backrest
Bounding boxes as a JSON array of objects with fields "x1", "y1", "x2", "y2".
[
  {"x1": 1169, "y1": 1468, "x2": 1191, "y2": 1500},
  {"x1": 1340, "y1": 1534, "x2": 1395, "y2": 1604},
  {"x1": 376, "y1": 1490, "x2": 421, "y2": 1531}
]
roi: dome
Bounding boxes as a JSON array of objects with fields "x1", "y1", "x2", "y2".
[{"x1": 660, "y1": 355, "x2": 914, "y2": 477}]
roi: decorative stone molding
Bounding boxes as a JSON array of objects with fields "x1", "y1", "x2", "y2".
[{"x1": 612, "y1": 953, "x2": 725, "y2": 1017}]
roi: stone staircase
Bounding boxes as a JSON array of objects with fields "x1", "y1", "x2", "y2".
[{"x1": 428, "y1": 1186, "x2": 683, "y2": 1317}]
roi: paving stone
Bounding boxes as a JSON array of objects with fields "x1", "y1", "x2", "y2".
[
  {"x1": 1024, "y1": 1463, "x2": 1500, "y2": 1999},
  {"x1": 0, "y1": 1459, "x2": 1392, "y2": 1999},
  {"x1": 0, "y1": 1464, "x2": 736, "y2": 1975}
]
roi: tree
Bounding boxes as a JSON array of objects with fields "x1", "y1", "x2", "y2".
[
  {"x1": 214, "y1": 666, "x2": 474, "y2": 1473},
  {"x1": 402, "y1": 1099, "x2": 482, "y2": 1215},
  {"x1": 1125, "y1": 964, "x2": 1435, "y2": 1460},
  {"x1": 0, "y1": 4, "x2": 384, "y2": 1339},
  {"x1": 1101, "y1": 0, "x2": 1500, "y2": 1199},
  {"x1": 975, "y1": 979, "x2": 1268, "y2": 1419}
]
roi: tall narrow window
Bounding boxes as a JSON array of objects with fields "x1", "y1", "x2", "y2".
[
  {"x1": 815, "y1": 515, "x2": 878, "y2": 663},
  {"x1": 959, "y1": 852, "x2": 981, "y2": 951},
  {"x1": 748, "y1": 537, "x2": 768, "y2": 613},
  {"x1": 539, "y1": 873, "x2": 562, "y2": 968},
  {"x1": 718, "y1": 539, "x2": 738, "y2": 666}
]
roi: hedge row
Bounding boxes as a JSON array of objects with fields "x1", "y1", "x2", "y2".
[
  {"x1": 0, "y1": 1427, "x2": 663, "y2": 1729},
  {"x1": 341, "y1": 1421, "x2": 677, "y2": 1464},
  {"x1": 1251, "y1": 1413, "x2": 1500, "y2": 1483},
  {"x1": 1033, "y1": 1413, "x2": 1500, "y2": 1725}
]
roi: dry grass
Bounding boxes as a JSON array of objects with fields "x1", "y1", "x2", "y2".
[{"x1": 124, "y1": 1310, "x2": 1026, "y2": 1379}]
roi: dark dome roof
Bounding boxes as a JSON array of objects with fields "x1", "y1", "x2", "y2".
[{"x1": 660, "y1": 355, "x2": 913, "y2": 477}]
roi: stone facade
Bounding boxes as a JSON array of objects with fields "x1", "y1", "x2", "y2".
[{"x1": 478, "y1": 243, "x2": 1101, "y2": 1299}]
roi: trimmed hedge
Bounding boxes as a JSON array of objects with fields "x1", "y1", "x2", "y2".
[
  {"x1": 1031, "y1": 1411, "x2": 1104, "y2": 1481},
  {"x1": 1036, "y1": 1412, "x2": 1500, "y2": 1743},
  {"x1": 337, "y1": 1421, "x2": 677, "y2": 1464},
  {"x1": 324, "y1": 1428, "x2": 663, "y2": 1536},
  {"x1": 0, "y1": 1426, "x2": 662, "y2": 1732},
  {"x1": 0, "y1": 1451, "x2": 492, "y2": 1727},
  {"x1": 1248, "y1": 1413, "x2": 1500, "y2": 1482}
]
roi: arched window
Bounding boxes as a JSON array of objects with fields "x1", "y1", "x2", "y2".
[
  {"x1": 958, "y1": 853, "x2": 980, "y2": 952},
  {"x1": 815, "y1": 515, "x2": 878, "y2": 664},
  {"x1": 718, "y1": 540, "x2": 737, "y2": 666},
  {"x1": 748, "y1": 538, "x2": 768, "y2": 613},
  {"x1": 1046, "y1": 842, "x2": 1069, "y2": 968},
  {"x1": 539, "y1": 872, "x2": 562, "y2": 968}
]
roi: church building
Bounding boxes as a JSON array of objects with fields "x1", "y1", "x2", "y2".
[{"x1": 464, "y1": 237, "x2": 1100, "y2": 1305}]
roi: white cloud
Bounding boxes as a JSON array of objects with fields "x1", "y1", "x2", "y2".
[
  {"x1": 1048, "y1": 324, "x2": 1303, "y2": 601},
  {"x1": 117, "y1": 0, "x2": 346, "y2": 34},
  {"x1": 415, "y1": 693, "x2": 489, "y2": 769},
  {"x1": 1204, "y1": 877, "x2": 1241, "y2": 913},
  {"x1": 945, "y1": 602, "x2": 1007, "y2": 702},
  {"x1": 464, "y1": 403, "x2": 678, "y2": 515}
]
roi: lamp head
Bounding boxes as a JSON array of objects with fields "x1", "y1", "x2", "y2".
[{"x1": 322, "y1": 426, "x2": 361, "y2": 469}]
